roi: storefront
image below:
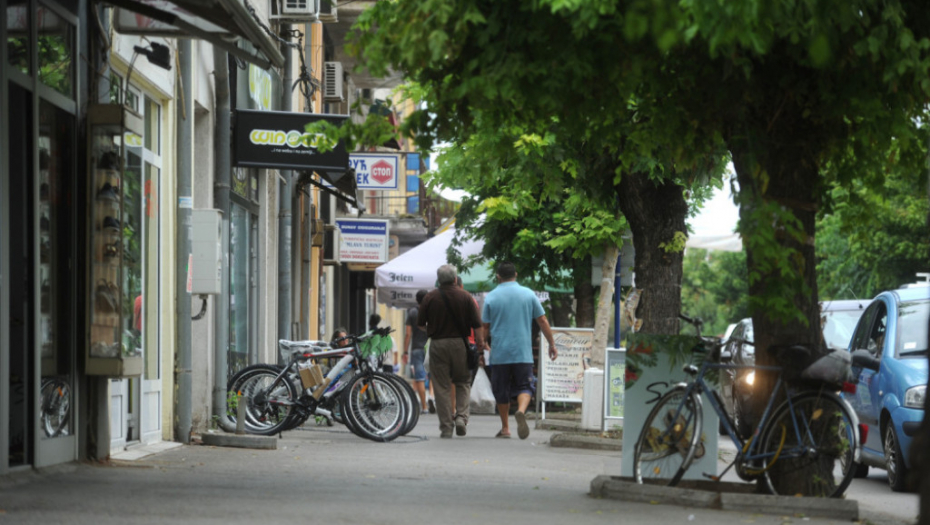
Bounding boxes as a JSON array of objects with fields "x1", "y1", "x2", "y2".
[{"x1": 1, "y1": 0, "x2": 285, "y2": 474}]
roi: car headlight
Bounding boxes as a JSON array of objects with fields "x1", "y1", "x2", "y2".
[
  {"x1": 904, "y1": 385, "x2": 926, "y2": 409},
  {"x1": 741, "y1": 371, "x2": 755, "y2": 386}
]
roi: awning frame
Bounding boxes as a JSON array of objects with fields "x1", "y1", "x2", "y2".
[{"x1": 107, "y1": 0, "x2": 285, "y2": 69}]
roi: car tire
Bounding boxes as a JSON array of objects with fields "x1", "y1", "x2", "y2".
[{"x1": 884, "y1": 424, "x2": 910, "y2": 492}]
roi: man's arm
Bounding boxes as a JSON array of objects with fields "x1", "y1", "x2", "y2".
[
  {"x1": 536, "y1": 314, "x2": 557, "y2": 360},
  {"x1": 481, "y1": 322, "x2": 490, "y2": 351}
]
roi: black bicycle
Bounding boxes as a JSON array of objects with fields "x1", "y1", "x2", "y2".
[{"x1": 633, "y1": 314, "x2": 861, "y2": 497}]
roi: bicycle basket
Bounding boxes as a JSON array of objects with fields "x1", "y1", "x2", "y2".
[
  {"x1": 278, "y1": 340, "x2": 330, "y2": 362},
  {"x1": 358, "y1": 333, "x2": 393, "y2": 359}
]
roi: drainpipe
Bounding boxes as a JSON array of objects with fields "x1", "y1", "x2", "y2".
[
  {"x1": 213, "y1": 48, "x2": 234, "y2": 431},
  {"x1": 175, "y1": 39, "x2": 193, "y2": 444},
  {"x1": 278, "y1": 24, "x2": 294, "y2": 347}
]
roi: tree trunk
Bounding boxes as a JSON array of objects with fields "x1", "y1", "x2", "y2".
[
  {"x1": 590, "y1": 244, "x2": 618, "y2": 368},
  {"x1": 728, "y1": 122, "x2": 827, "y2": 496},
  {"x1": 615, "y1": 174, "x2": 688, "y2": 336},
  {"x1": 574, "y1": 254, "x2": 595, "y2": 327},
  {"x1": 550, "y1": 295, "x2": 573, "y2": 327}
]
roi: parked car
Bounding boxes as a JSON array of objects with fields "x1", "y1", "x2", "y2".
[
  {"x1": 844, "y1": 284, "x2": 929, "y2": 491},
  {"x1": 718, "y1": 299, "x2": 868, "y2": 437}
]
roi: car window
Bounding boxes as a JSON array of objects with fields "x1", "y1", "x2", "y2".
[
  {"x1": 851, "y1": 303, "x2": 879, "y2": 352},
  {"x1": 867, "y1": 303, "x2": 888, "y2": 357},
  {"x1": 822, "y1": 310, "x2": 864, "y2": 351},
  {"x1": 895, "y1": 299, "x2": 929, "y2": 358}
]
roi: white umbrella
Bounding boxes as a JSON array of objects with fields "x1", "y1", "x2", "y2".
[{"x1": 375, "y1": 229, "x2": 484, "y2": 309}]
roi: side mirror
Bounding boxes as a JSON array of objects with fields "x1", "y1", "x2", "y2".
[{"x1": 851, "y1": 349, "x2": 880, "y2": 372}]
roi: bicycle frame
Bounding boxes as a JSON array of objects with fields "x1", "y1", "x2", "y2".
[{"x1": 673, "y1": 357, "x2": 813, "y2": 469}]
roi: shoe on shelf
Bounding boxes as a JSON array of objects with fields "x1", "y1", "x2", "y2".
[
  {"x1": 101, "y1": 216, "x2": 120, "y2": 232},
  {"x1": 96, "y1": 182, "x2": 119, "y2": 202}
]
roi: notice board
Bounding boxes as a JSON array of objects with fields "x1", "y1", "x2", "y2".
[{"x1": 539, "y1": 328, "x2": 594, "y2": 403}]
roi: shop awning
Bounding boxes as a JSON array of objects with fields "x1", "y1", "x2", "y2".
[{"x1": 110, "y1": 0, "x2": 285, "y2": 69}]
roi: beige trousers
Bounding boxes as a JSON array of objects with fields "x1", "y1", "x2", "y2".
[{"x1": 428, "y1": 337, "x2": 471, "y2": 434}]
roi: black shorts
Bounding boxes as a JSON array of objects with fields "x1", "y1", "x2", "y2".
[{"x1": 489, "y1": 363, "x2": 535, "y2": 405}]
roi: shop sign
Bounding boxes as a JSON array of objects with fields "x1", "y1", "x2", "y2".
[
  {"x1": 232, "y1": 110, "x2": 349, "y2": 173},
  {"x1": 335, "y1": 219, "x2": 389, "y2": 264},
  {"x1": 348, "y1": 153, "x2": 400, "y2": 190}
]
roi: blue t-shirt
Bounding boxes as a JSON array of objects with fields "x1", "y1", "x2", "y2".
[{"x1": 481, "y1": 281, "x2": 545, "y2": 364}]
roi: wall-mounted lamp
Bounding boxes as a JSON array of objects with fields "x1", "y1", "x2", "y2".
[
  {"x1": 133, "y1": 42, "x2": 172, "y2": 71},
  {"x1": 124, "y1": 42, "x2": 172, "y2": 105}
]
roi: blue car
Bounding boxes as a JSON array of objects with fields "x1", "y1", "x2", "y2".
[{"x1": 844, "y1": 282, "x2": 929, "y2": 491}]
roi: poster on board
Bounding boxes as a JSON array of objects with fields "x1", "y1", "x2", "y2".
[
  {"x1": 619, "y1": 334, "x2": 719, "y2": 480},
  {"x1": 539, "y1": 328, "x2": 594, "y2": 403}
]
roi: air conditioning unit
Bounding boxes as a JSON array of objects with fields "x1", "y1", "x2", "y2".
[
  {"x1": 279, "y1": 0, "x2": 319, "y2": 19},
  {"x1": 324, "y1": 62, "x2": 344, "y2": 102},
  {"x1": 318, "y1": 0, "x2": 337, "y2": 22}
]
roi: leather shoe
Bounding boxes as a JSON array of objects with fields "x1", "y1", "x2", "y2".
[{"x1": 455, "y1": 417, "x2": 467, "y2": 437}]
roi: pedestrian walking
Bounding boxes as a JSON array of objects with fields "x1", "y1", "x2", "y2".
[
  {"x1": 404, "y1": 289, "x2": 431, "y2": 412},
  {"x1": 418, "y1": 264, "x2": 485, "y2": 438},
  {"x1": 481, "y1": 261, "x2": 557, "y2": 439}
]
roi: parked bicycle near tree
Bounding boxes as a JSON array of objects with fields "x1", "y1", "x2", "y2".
[{"x1": 633, "y1": 314, "x2": 862, "y2": 498}]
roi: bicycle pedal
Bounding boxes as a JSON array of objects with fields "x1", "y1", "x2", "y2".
[{"x1": 702, "y1": 473, "x2": 720, "y2": 481}]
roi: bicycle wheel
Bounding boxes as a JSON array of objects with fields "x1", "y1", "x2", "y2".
[
  {"x1": 340, "y1": 372, "x2": 407, "y2": 442},
  {"x1": 41, "y1": 378, "x2": 71, "y2": 437},
  {"x1": 229, "y1": 365, "x2": 300, "y2": 436},
  {"x1": 375, "y1": 373, "x2": 418, "y2": 435},
  {"x1": 633, "y1": 387, "x2": 703, "y2": 486},
  {"x1": 758, "y1": 391, "x2": 857, "y2": 498}
]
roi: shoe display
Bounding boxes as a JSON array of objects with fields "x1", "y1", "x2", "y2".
[{"x1": 96, "y1": 182, "x2": 119, "y2": 202}]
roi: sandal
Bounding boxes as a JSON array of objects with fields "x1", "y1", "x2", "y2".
[{"x1": 495, "y1": 431, "x2": 511, "y2": 439}]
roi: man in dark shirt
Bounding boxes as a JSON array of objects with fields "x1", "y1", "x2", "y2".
[{"x1": 418, "y1": 264, "x2": 485, "y2": 438}]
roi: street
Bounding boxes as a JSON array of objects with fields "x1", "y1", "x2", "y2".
[{"x1": 0, "y1": 413, "x2": 919, "y2": 525}]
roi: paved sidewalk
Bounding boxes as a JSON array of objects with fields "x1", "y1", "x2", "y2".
[{"x1": 0, "y1": 413, "x2": 915, "y2": 525}]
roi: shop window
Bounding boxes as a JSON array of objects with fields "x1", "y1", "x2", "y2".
[{"x1": 36, "y1": 3, "x2": 74, "y2": 97}]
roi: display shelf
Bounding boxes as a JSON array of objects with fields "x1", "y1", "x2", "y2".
[{"x1": 84, "y1": 104, "x2": 143, "y2": 377}]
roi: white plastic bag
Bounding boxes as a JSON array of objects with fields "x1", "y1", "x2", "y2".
[{"x1": 469, "y1": 367, "x2": 496, "y2": 414}]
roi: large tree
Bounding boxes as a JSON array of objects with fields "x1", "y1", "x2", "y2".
[
  {"x1": 351, "y1": 2, "x2": 728, "y2": 342},
  {"x1": 351, "y1": 0, "x2": 930, "y2": 500}
]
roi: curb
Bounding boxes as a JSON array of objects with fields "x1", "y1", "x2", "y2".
[
  {"x1": 589, "y1": 475, "x2": 859, "y2": 520},
  {"x1": 200, "y1": 432, "x2": 278, "y2": 450},
  {"x1": 550, "y1": 433, "x2": 622, "y2": 451}
]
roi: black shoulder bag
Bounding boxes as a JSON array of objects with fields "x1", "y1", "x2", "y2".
[{"x1": 439, "y1": 288, "x2": 480, "y2": 371}]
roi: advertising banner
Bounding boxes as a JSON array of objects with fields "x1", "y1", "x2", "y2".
[
  {"x1": 619, "y1": 334, "x2": 718, "y2": 480},
  {"x1": 232, "y1": 110, "x2": 349, "y2": 173},
  {"x1": 348, "y1": 153, "x2": 400, "y2": 191},
  {"x1": 335, "y1": 219, "x2": 389, "y2": 264},
  {"x1": 539, "y1": 328, "x2": 594, "y2": 403}
]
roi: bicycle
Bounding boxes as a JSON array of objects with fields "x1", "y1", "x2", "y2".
[
  {"x1": 228, "y1": 327, "x2": 414, "y2": 442},
  {"x1": 40, "y1": 376, "x2": 71, "y2": 438},
  {"x1": 632, "y1": 314, "x2": 861, "y2": 498}
]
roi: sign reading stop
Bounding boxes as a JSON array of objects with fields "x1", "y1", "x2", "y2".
[{"x1": 347, "y1": 153, "x2": 400, "y2": 190}]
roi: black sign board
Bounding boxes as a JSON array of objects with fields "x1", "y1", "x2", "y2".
[{"x1": 232, "y1": 110, "x2": 349, "y2": 172}]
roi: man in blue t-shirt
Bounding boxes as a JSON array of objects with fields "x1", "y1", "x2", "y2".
[{"x1": 481, "y1": 262, "x2": 557, "y2": 439}]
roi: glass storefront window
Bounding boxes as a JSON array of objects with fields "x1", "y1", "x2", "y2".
[
  {"x1": 7, "y1": 0, "x2": 30, "y2": 75},
  {"x1": 37, "y1": 3, "x2": 74, "y2": 97},
  {"x1": 38, "y1": 98, "x2": 75, "y2": 439},
  {"x1": 229, "y1": 204, "x2": 250, "y2": 376}
]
